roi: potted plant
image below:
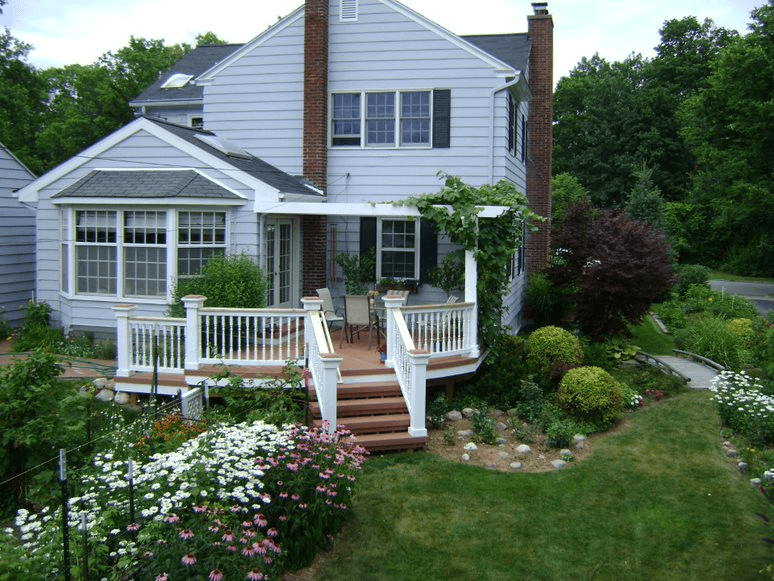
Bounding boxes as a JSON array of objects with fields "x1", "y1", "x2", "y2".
[{"x1": 335, "y1": 248, "x2": 376, "y2": 295}]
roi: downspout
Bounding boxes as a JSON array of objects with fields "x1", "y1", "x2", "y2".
[{"x1": 489, "y1": 74, "x2": 522, "y2": 185}]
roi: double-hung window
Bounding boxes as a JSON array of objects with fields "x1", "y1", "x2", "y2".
[
  {"x1": 177, "y1": 211, "x2": 226, "y2": 277},
  {"x1": 400, "y1": 91, "x2": 430, "y2": 145},
  {"x1": 332, "y1": 93, "x2": 361, "y2": 146},
  {"x1": 332, "y1": 89, "x2": 449, "y2": 148},
  {"x1": 123, "y1": 210, "x2": 167, "y2": 297},
  {"x1": 75, "y1": 210, "x2": 117, "y2": 295},
  {"x1": 378, "y1": 219, "x2": 419, "y2": 279},
  {"x1": 366, "y1": 93, "x2": 395, "y2": 145}
]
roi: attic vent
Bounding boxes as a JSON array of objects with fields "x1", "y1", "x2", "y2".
[
  {"x1": 161, "y1": 73, "x2": 193, "y2": 89},
  {"x1": 340, "y1": 0, "x2": 358, "y2": 21}
]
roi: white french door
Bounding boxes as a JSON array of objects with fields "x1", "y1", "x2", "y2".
[{"x1": 264, "y1": 218, "x2": 298, "y2": 307}]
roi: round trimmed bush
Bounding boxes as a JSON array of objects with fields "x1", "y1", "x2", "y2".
[
  {"x1": 526, "y1": 325, "x2": 583, "y2": 377},
  {"x1": 558, "y1": 366, "x2": 624, "y2": 429}
]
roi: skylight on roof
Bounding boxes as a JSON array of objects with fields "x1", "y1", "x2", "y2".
[
  {"x1": 194, "y1": 134, "x2": 252, "y2": 159},
  {"x1": 161, "y1": 73, "x2": 194, "y2": 89}
]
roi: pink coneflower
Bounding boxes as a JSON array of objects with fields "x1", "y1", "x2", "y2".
[
  {"x1": 208, "y1": 569, "x2": 224, "y2": 581},
  {"x1": 221, "y1": 530, "x2": 235, "y2": 542},
  {"x1": 126, "y1": 523, "x2": 140, "y2": 532},
  {"x1": 244, "y1": 527, "x2": 256, "y2": 538},
  {"x1": 247, "y1": 568, "x2": 264, "y2": 580},
  {"x1": 194, "y1": 504, "x2": 208, "y2": 513},
  {"x1": 267, "y1": 528, "x2": 278, "y2": 538},
  {"x1": 179, "y1": 529, "x2": 195, "y2": 540},
  {"x1": 226, "y1": 544, "x2": 238, "y2": 553},
  {"x1": 143, "y1": 551, "x2": 153, "y2": 559},
  {"x1": 181, "y1": 552, "x2": 197, "y2": 566},
  {"x1": 279, "y1": 515, "x2": 288, "y2": 522},
  {"x1": 298, "y1": 503, "x2": 308, "y2": 510},
  {"x1": 291, "y1": 493, "x2": 300, "y2": 501},
  {"x1": 163, "y1": 514, "x2": 179, "y2": 524},
  {"x1": 254, "y1": 514, "x2": 268, "y2": 528},
  {"x1": 154, "y1": 574, "x2": 169, "y2": 581},
  {"x1": 241, "y1": 545, "x2": 256, "y2": 558}
]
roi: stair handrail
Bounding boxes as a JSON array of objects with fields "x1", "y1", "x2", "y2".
[
  {"x1": 383, "y1": 298, "x2": 430, "y2": 438},
  {"x1": 302, "y1": 298, "x2": 342, "y2": 433}
]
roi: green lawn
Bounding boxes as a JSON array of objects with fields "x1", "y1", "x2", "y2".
[
  {"x1": 308, "y1": 391, "x2": 774, "y2": 581},
  {"x1": 711, "y1": 271, "x2": 774, "y2": 284}
]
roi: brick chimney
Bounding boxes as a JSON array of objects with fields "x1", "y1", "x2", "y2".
[
  {"x1": 526, "y1": 2, "x2": 553, "y2": 273},
  {"x1": 302, "y1": 0, "x2": 329, "y2": 295}
]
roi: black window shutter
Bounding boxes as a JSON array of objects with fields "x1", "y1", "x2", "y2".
[
  {"x1": 432, "y1": 90, "x2": 451, "y2": 149},
  {"x1": 508, "y1": 95, "x2": 515, "y2": 153},
  {"x1": 419, "y1": 220, "x2": 438, "y2": 284},
  {"x1": 360, "y1": 217, "x2": 377, "y2": 281}
]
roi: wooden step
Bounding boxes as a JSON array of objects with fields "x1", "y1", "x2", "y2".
[
  {"x1": 354, "y1": 432, "x2": 429, "y2": 453},
  {"x1": 313, "y1": 413, "x2": 410, "y2": 435},
  {"x1": 308, "y1": 382, "x2": 401, "y2": 401},
  {"x1": 309, "y1": 396, "x2": 406, "y2": 418}
]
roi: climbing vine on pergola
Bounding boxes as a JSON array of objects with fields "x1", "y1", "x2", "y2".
[{"x1": 398, "y1": 174, "x2": 540, "y2": 346}]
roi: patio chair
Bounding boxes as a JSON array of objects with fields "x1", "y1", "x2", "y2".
[
  {"x1": 316, "y1": 288, "x2": 345, "y2": 342},
  {"x1": 341, "y1": 294, "x2": 375, "y2": 348}
]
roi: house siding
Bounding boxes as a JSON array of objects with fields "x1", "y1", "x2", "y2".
[
  {"x1": 33, "y1": 130, "x2": 258, "y2": 334},
  {"x1": 0, "y1": 144, "x2": 35, "y2": 327}
]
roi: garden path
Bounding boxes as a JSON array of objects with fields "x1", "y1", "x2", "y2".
[{"x1": 658, "y1": 355, "x2": 720, "y2": 390}]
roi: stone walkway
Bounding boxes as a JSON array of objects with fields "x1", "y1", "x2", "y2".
[{"x1": 658, "y1": 355, "x2": 721, "y2": 390}]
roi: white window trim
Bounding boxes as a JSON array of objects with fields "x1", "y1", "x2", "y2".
[
  {"x1": 375, "y1": 218, "x2": 420, "y2": 281},
  {"x1": 61, "y1": 207, "x2": 229, "y2": 303},
  {"x1": 331, "y1": 90, "x2": 434, "y2": 149}
]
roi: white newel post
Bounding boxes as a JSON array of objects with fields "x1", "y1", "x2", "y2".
[
  {"x1": 320, "y1": 353, "x2": 342, "y2": 433},
  {"x1": 181, "y1": 295, "x2": 206, "y2": 371},
  {"x1": 113, "y1": 304, "x2": 136, "y2": 377},
  {"x1": 301, "y1": 296, "x2": 324, "y2": 347},
  {"x1": 408, "y1": 349, "x2": 431, "y2": 437},
  {"x1": 382, "y1": 295, "x2": 405, "y2": 368},
  {"x1": 464, "y1": 248, "x2": 480, "y2": 358}
]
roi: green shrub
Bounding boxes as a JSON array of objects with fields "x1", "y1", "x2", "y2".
[
  {"x1": 169, "y1": 254, "x2": 269, "y2": 317},
  {"x1": 471, "y1": 405, "x2": 498, "y2": 445},
  {"x1": 513, "y1": 377, "x2": 544, "y2": 423},
  {"x1": 524, "y1": 272, "x2": 563, "y2": 327},
  {"x1": 0, "y1": 310, "x2": 11, "y2": 340},
  {"x1": 526, "y1": 325, "x2": 583, "y2": 379},
  {"x1": 685, "y1": 315, "x2": 750, "y2": 370},
  {"x1": 12, "y1": 301, "x2": 64, "y2": 352},
  {"x1": 675, "y1": 264, "x2": 711, "y2": 297},
  {"x1": 727, "y1": 318, "x2": 754, "y2": 342},
  {"x1": 427, "y1": 393, "x2": 449, "y2": 429},
  {"x1": 558, "y1": 366, "x2": 624, "y2": 429},
  {"x1": 470, "y1": 334, "x2": 527, "y2": 406}
]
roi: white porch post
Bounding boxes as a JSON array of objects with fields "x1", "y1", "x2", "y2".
[
  {"x1": 113, "y1": 304, "x2": 136, "y2": 377},
  {"x1": 319, "y1": 353, "x2": 342, "y2": 433},
  {"x1": 408, "y1": 349, "x2": 431, "y2": 437},
  {"x1": 382, "y1": 295, "x2": 405, "y2": 368},
  {"x1": 181, "y1": 295, "x2": 206, "y2": 371},
  {"x1": 464, "y1": 249, "x2": 480, "y2": 358}
]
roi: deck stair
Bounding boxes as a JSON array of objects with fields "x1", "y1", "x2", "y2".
[{"x1": 309, "y1": 378, "x2": 428, "y2": 453}]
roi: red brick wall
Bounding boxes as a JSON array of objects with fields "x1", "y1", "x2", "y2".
[
  {"x1": 527, "y1": 6, "x2": 553, "y2": 274},
  {"x1": 303, "y1": 0, "x2": 329, "y2": 292}
]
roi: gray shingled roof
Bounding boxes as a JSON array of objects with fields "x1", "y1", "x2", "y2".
[
  {"x1": 52, "y1": 170, "x2": 243, "y2": 199},
  {"x1": 145, "y1": 117, "x2": 321, "y2": 197},
  {"x1": 462, "y1": 33, "x2": 531, "y2": 74},
  {"x1": 130, "y1": 44, "x2": 242, "y2": 105}
]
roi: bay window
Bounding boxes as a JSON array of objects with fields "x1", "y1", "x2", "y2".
[{"x1": 64, "y1": 209, "x2": 227, "y2": 299}]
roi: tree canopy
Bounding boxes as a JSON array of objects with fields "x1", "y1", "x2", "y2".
[
  {"x1": 0, "y1": 24, "x2": 226, "y2": 174},
  {"x1": 554, "y1": 4, "x2": 774, "y2": 276}
]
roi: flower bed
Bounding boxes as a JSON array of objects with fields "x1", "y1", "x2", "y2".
[
  {"x1": 6, "y1": 421, "x2": 367, "y2": 580},
  {"x1": 710, "y1": 370, "x2": 774, "y2": 446}
]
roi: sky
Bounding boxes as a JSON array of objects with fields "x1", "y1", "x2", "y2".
[{"x1": 2, "y1": 0, "x2": 764, "y2": 87}]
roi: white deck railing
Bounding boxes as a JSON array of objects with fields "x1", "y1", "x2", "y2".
[
  {"x1": 114, "y1": 306, "x2": 186, "y2": 375},
  {"x1": 400, "y1": 302, "x2": 477, "y2": 358},
  {"x1": 302, "y1": 298, "x2": 341, "y2": 433}
]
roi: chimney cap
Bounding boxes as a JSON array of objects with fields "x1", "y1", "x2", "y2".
[{"x1": 532, "y1": 2, "x2": 549, "y2": 15}]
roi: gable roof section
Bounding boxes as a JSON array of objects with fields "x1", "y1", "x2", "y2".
[
  {"x1": 130, "y1": 44, "x2": 242, "y2": 107},
  {"x1": 462, "y1": 34, "x2": 531, "y2": 75},
  {"x1": 198, "y1": 0, "x2": 521, "y2": 83},
  {"x1": 16, "y1": 116, "x2": 321, "y2": 204},
  {"x1": 197, "y1": 6, "x2": 305, "y2": 83},
  {"x1": 52, "y1": 169, "x2": 243, "y2": 201}
]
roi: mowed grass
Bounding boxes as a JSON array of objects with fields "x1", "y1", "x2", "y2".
[
  {"x1": 629, "y1": 314, "x2": 676, "y2": 356},
  {"x1": 311, "y1": 392, "x2": 773, "y2": 581}
]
